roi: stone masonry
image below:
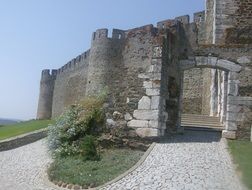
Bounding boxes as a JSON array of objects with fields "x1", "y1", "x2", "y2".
[{"x1": 37, "y1": 0, "x2": 252, "y2": 139}]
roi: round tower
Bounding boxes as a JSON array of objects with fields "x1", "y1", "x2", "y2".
[
  {"x1": 85, "y1": 29, "x2": 114, "y2": 96},
  {"x1": 37, "y1": 69, "x2": 56, "y2": 119}
]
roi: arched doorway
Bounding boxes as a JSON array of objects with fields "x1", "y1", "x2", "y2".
[{"x1": 177, "y1": 56, "x2": 242, "y2": 138}]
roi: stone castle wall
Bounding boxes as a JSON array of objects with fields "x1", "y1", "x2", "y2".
[
  {"x1": 37, "y1": 1, "x2": 252, "y2": 139},
  {"x1": 182, "y1": 68, "x2": 203, "y2": 114},
  {"x1": 51, "y1": 51, "x2": 90, "y2": 117}
]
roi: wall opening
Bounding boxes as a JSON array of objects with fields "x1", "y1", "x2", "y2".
[
  {"x1": 176, "y1": 56, "x2": 242, "y2": 138},
  {"x1": 180, "y1": 67, "x2": 226, "y2": 130}
]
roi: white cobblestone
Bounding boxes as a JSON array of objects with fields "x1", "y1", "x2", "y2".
[
  {"x1": 0, "y1": 139, "x2": 55, "y2": 190},
  {"x1": 101, "y1": 131, "x2": 245, "y2": 190},
  {"x1": 0, "y1": 131, "x2": 245, "y2": 190}
]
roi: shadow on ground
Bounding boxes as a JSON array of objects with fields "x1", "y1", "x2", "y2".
[{"x1": 158, "y1": 130, "x2": 222, "y2": 144}]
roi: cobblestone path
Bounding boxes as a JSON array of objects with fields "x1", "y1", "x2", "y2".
[
  {"x1": 0, "y1": 131, "x2": 245, "y2": 190},
  {"x1": 102, "y1": 131, "x2": 244, "y2": 190},
  {"x1": 0, "y1": 139, "x2": 54, "y2": 190}
]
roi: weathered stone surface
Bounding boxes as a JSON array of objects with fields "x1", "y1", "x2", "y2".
[
  {"x1": 216, "y1": 59, "x2": 242, "y2": 72},
  {"x1": 113, "y1": 111, "x2": 123, "y2": 120},
  {"x1": 124, "y1": 113, "x2": 133, "y2": 121},
  {"x1": 133, "y1": 110, "x2": 159, "y2": 120},
  {"x1": 143, "y1": 81, "x2": 152, "y2": 89},
  {"x1": 150, "y1": 72, "x2": 161, "y2": 80},
  {"x1": 195, "y1": 56, "x2": 217, "y2": 67},
  {"x1": 37, "y1": 1, "x2": 252, "y2": 141},
  {"x1": 138, "y1": 96, "x2": 151, "y2": 110},
  {"x1": 226, "y1": 121, "x2": 237, "y2": 131},
  {"x1": 152, "y1": 46, "x2": 162, "y2": 58},
  {"x1": 151, "y1": 96, "x2": 160, "y2": 110},
  {"x1": 222, "y1": 130, "x2": 236, "y2": 139},
  {"x1": 227, "y1": 105, "x2": 242, "y2": 113},
  {"x1": 146, "y1": 88, "x2": 160, "y2": 96},
  {"x1": 148, "y1": 65, "x2": 162, "y2": 73},
  {"x1": 237, "y1": 56, "x2": 251, "y2": 64},
  {"x1": 228, "y1": 72, "x2": 239, "y2": 80},
  {"x1": 127, "y1": 120, "x2": 149, "y2": 128},
  {"x1": 135, "y1": 128, "x2": 159, "y2": 137},
  {"x1": 226, "y1": 112, "x2": 238, "y2": 122},
  {"x1": 228, "y1": 96, "x2": 252, "y2": 106},
  {"x1": 138, "y1": 73, "x2": 150, "y2": 79},
  {"x1": 227, "y1": 82, "x2": 239, "y2": 96},
  {"x1": 149, "y1": 120, "x2": 159, "y2": 128},
  {"x1": 152, "y1": 80, "x2": 161, "y2": 88},
  {"x1": 106, "y1": 119, "x2": 116, "y2": 127},
  {"x1": 179, "y1": 60, "x2": 196, "y2": 70}
]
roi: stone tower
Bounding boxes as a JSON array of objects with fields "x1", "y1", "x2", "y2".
[{"x1": 37, "y1": 69, "x2": 56, "y2": 119}]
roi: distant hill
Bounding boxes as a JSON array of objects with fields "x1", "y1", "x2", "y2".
[{"x1": 0, "y1": 118, "x2": 22, "y2": 125}]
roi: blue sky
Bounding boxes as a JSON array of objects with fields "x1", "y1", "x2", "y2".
[{"x1": 0, "y1": 0, "x2": 204, "y2": 120}]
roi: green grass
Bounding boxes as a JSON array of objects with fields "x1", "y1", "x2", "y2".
[
  {"x1": 0, "y1": 120, "x2": 53, "y2": 140},
  {"x1": 228, "y1": 140, "x2": 252, "y2": 190},
  {"x1": 48, "y1": 148, "x2": 144, "y2": 188}
]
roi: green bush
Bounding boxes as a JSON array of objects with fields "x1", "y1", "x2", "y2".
[
  {"x1": 80, "y1": 135, "x2": 100, "y2": 161},
  {"x1": 47, "y1": 91, "x2": 107, "y2": 157}
]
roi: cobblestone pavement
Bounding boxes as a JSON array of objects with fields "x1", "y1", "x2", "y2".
[
  {"x1": 0, "y1": 139, "x2": 55, "y2": 190},
  {"x1": 102, "y1": 131, "x2": 245, "y2": 190},
  {"x1": 0, "y1": 131, "x2": 245, "y2": 190}
]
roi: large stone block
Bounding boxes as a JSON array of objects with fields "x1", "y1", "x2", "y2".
[
  {"x1": 195, "y1": 56, "x2": 217, "y2": 67},
  {"x1": 143, "y1": 81, "x2": 152, "y2": 89},
  {"x1": 150, "y1": 72, "x2": 161, "y2": 80},
  {"x1": 227, "y1": 82, "x2": 238, "y2": 96},
  {"x1": 148, "y1": 65, "x2": 162, "y2": 73},
  {"x1": 179, "y1": 60, "x2": 195, "y2": 70},
  {"x1": 151, "y1": 58, "x2": 162, "y2": 65},
  {"x1": 152, "y1": 46, "x2": 162, "y2": 58},
  {"x1": 237, "y1": 56, "x2": 251, "y2": 64},
  {"x1": 138, "y1": 73, "x2": 150, "y2": 79},
  {"x1": 149, "y1": 120, "x2": 159, "y2": 128},
  {"x1": 227, "y1": 96, "x2": 252, "y2": 106},
  {"x1": 146, "y1": 88, "x2": 160, "y2": 96},
  {"x1": 151, "y1": 96, "x2": 160, "y2": 110},
  {"x1": 226, "y1": 121, "x2": 237, "y2": 131},
  {"x1": 216, "y1": 59, "x2": 241, "y2": 72},
  {"x1": 226, "y1": 112, "x2": 237, "y2": 122},
  {"x1": 138, "y1": 96, "x2": 151, "y2": 110},
  {"x1": 228, "y1": 72, "x2": 239, "y2": 80},
  {"x1": 124, "y1": 113, "x2": 133, "y2": 121},
  {"x1": 127, "y1": 120, "x2": 149, "y2": 128},
  {"x1": 135, "y1": 128, "x2": 159, "y2": 137},
  {"x1": 133, "y1": 110, "x2": 159, "y2": 120},
  {"x1": 222, "y1": 130, "x2": 236, "y2": 139},
  {"x1": 227, "y1": 105, "x2": 242, "y2": 113}
]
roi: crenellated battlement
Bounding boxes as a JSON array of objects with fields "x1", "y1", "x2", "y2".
[
  {"x1": 41, "y1": 69, "x2": 57, "y2": 76},
  {"x1": 92, "y1": 28, "x2": 126, "y2": 41},
  {"x1": 56, "y1": 49, "x2": 90, "y2": 75}
]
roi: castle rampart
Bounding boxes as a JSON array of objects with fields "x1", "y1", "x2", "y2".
[{"x1": 37, "y1": 1, "x2": 252, "y2": 139}]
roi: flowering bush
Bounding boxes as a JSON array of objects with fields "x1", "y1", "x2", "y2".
[{"x1": 48, "y1": 92, "x2": 107, "y2": 157}]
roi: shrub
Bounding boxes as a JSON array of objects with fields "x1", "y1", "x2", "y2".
[
  {"x1": 47, "y1": 90, "x2": 107, "y2": 157},
  {"x1": 80, "y1": 135, "x2": 100, "y2": 161}
]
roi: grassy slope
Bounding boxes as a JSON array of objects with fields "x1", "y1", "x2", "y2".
[
  {"x1": 48, "y1": 149, "x2": 144, "y2": 187},
  {"x1": 0, "y1": 120, "x2": 53, "y2": 140},
  {"x1": 228, "y1": 140, "x2": 252, "y2": 190}
]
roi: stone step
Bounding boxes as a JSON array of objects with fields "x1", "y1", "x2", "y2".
[
  {"x1": 182, "y1": 118, "x2": 220, "y2": 122},
  {"x1": 181, "y1": 122, "x2": 223, "y2": 128},
  {"x1": 181, "y1": 114, "x2": 223, "y2": 130},
  {"x1": 181, "y1": 121, "x2": 222, "y2": 126},
  {"x1": 184, "y1": 126, "x2": 224, "y2": 132}
]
